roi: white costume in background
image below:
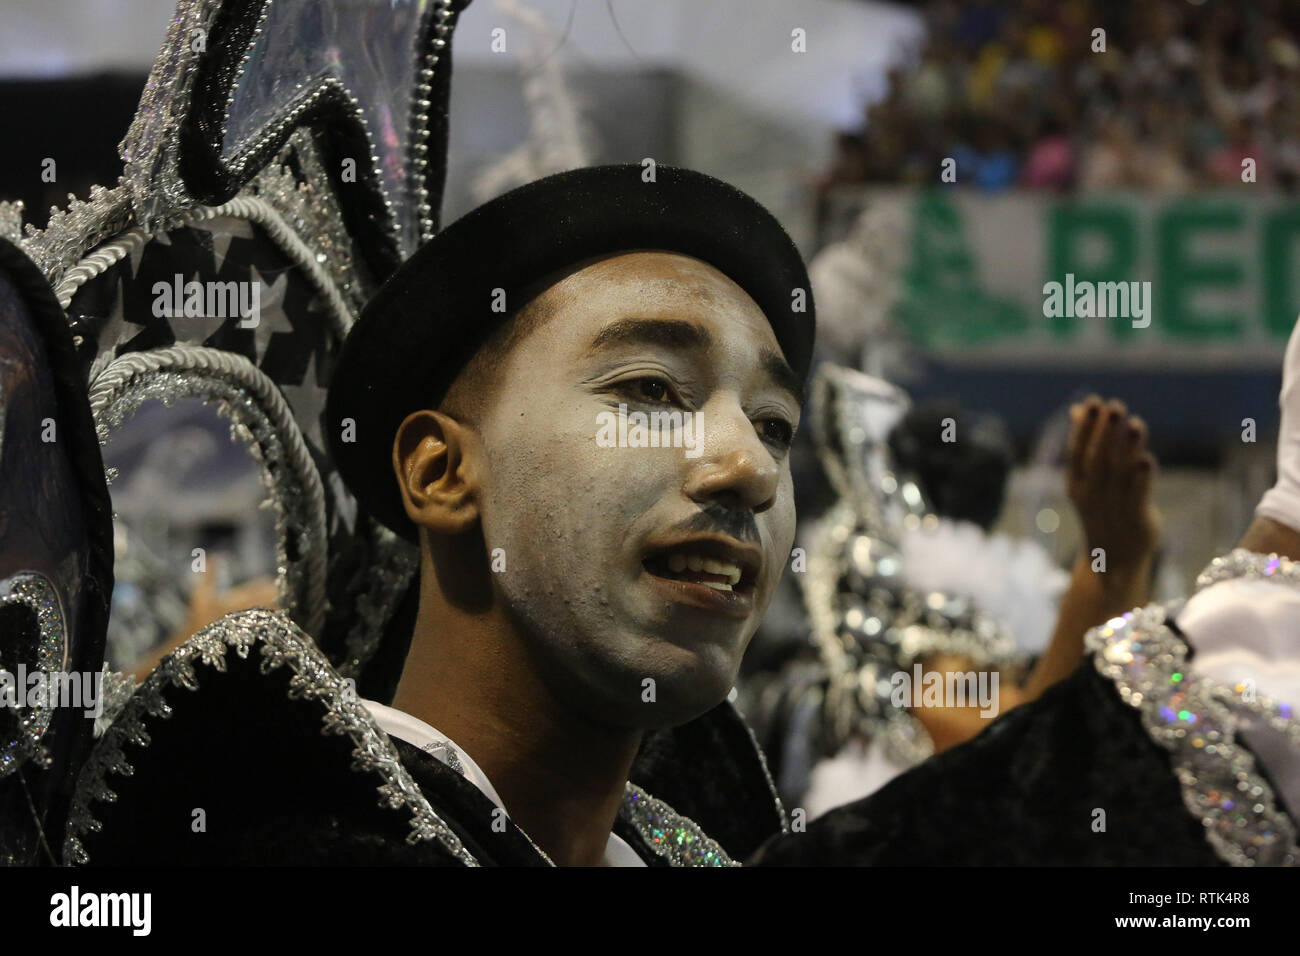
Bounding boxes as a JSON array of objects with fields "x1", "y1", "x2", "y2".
[
  {"x1": 1176, "y1": 579, "x2": 1300, "y2": 817},
  {"x1": 1172, "y1": 312, "x2": 1300, "y2": 819}
]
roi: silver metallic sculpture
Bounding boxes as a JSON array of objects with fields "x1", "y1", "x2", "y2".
[{"x1": 744, "y1": 363, "x2": 1021, "y2": 799}]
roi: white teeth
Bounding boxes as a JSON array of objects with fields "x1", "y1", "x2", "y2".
[
  {"x1": 699, "y1": 580, "x2": 733, "y2": 592},
  {"x1": 701, "y1": 557, "x2": 743, "y2": 585},
  {"x1": 658, "y1": 551, "x2": 744, "y2": 586}
]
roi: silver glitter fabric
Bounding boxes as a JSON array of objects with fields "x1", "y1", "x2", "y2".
[
  {"x1": 88, "y1": 345, "x2": 328, "y2": 637},
  {"x1": 1087, "y1": 549, "x2": 1300, "y2": 866},
  {"x1": 620, "y1": 783, "x2": 738, "y2": 866},
  {"x1": 0, "y1": 573, "x2": 66, "y2": 778},
  {"x1": 117, "y1": 0, "x2": 217, "y2": 232},
  {"x1": 91, "y1": 670, "x2": 139, "y2": 739},
  {"x1": 63, "y1": 606, "x2": 479, "y2": 866},
  {"x1": 20, "y1": 185, "x2": 135, "y2": 293}
]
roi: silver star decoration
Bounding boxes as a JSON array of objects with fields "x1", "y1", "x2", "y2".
[
  {"x1": 204, "y1": 218, "x2": 257, "y2": 271},
  {"x1": 246, "y1": 266, "x2": 293, "y2": 365},
  {"x1": 168, "y1": 271, "x2": 233, "y2": 346},
  {"x1": 327, "y1": 471, "x2": 358, "y2": 538},
  {"x1": 278, "y1": 350, "x2": 328, "y2": 449},
  {"x1": 94, "y1": 280, "x2": 145, "y2": 359}
]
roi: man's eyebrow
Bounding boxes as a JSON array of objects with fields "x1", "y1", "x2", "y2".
[
  {"x1": 586, "y1": 316, "x2": 802, "y2": 407},
  {"x1": 586, "y1": 317, "x2": 713, "y2": 355},
  {"x1": 761, "y1": 348, "x2": 804, "y2": 408}
]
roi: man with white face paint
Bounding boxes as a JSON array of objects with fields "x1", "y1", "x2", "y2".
[
  {"x1": 324, "y1": 165, "x2": 812, "y2": 866},
  {"x1": 71, "y1": 164, "x2": 810, "y2": 867}
]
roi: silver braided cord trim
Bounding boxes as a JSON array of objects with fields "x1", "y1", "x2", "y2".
[
  {"x1": 88, "y1": 345, "x2": 328, "y2": 638},
  {"x1": 63, "y1": 607, "x2": 479, "y2": 866},
  {"x1": 1087, "y1": 552, "x2": 1300, "y2": 866},
  {"x1": 189, "y1": 196, "x2": 354, "y2": 337},
  {"x1": 53, "y1": 228, "x2": 148, "y2": 310},
  {"x1": 53, "y1": 194, "x2": 356, "y2": 345}
]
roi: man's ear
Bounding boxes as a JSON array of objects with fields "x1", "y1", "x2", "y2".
[{"x1": 393, "y1": 409, "x2": 481, "y2": 534}]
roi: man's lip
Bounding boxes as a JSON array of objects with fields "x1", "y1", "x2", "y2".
[{"x1": 642, "y1": 569, "x2": 754, "y2": 620}]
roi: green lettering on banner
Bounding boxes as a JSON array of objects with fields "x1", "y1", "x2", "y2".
[
  {"x1": 894, "y1": 191, "x2": 1028, "y2": 346},
  {"x1": 1156, "y1": 203, "x2": 1244, "y2": 340},
  {"x1": 1262, "y1": 206, "x2": 1300, "y2": 338},
  {"x1": 1046, "y1": 202, "x2": 1137, "y2": 339}
]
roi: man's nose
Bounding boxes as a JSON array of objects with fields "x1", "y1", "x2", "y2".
[{"x1": 682, "y1": 407, "x2": 780, "y2": 514}]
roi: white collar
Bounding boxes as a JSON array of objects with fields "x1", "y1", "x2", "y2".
[{"x1": 359, "y1": 699, "x2": 646, "y2": 867}]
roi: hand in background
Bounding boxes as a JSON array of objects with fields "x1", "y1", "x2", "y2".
[
  {"x1": 1066, "y1": 395, "x2": 1161, "y2": 573},
  {"x1": 1016, "y1": 396, "x2": 1162, "y2": 705}
]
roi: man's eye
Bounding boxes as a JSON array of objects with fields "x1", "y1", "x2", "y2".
[
  {"x1": 760, "y1": 418, "x2": 794, "y2": 448},
  {"x1": 617, "y1": 376, "x2": 676, "y2": 404}
]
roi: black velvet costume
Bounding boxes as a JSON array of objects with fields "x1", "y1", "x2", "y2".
[
  {"x1": 67, "y1": 609, "x2": 786, "y2": 867},
  {"x1": 70, "y1": 603, "x2": 1276, "y2": 867},
  {"x1": 749, "y1": 658, "x2": 1225, "y2": 866}
]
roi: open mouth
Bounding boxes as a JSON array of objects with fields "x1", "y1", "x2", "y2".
[{"x1": 641, "y1": 544, "x2": 758, "y2": 596}]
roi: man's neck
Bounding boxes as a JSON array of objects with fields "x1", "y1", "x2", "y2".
[{"x1": 392, "y1": 581, "x2": 642, "y2": 866}]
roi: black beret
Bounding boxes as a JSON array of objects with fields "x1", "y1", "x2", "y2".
[{"x1": 326, "y1": 163, "x2": 815, "y2": 541}]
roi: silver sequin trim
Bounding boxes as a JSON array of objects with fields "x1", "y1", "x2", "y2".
[
  {"x1": 620, "y1": 783, "x2": 738, "y2": 867},
  {"x1": 1087, "y1": 552, "x2": 1300, "y2": 866},
  {"x1": 0, "y1": 573, "x2": 65, "y2": 778}
]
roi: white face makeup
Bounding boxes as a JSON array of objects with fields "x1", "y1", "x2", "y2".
[{"x1": 471, "y1": 251, "x2": 801, "y2": 729}]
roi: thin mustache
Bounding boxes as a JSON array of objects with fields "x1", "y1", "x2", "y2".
[{"x1": 669, "y1": 503, "x2": 761, "y2": 545}]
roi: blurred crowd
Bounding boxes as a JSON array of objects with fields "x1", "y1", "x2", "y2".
[{"x1": 825, "y1": 0, "x2": 1300, "y2": 192}]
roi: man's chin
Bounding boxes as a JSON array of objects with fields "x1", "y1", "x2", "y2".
[{"x1": 598, "y1": 647, "x2": 739, "y2": 730}]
